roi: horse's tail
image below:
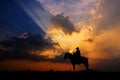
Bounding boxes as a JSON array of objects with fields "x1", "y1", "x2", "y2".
[
  {"x1": 82, "y1": 57, "x2": 89, "y2": 70},
  {"x1": 86, "y1": 58, "x2": 89, "y2": 70}
]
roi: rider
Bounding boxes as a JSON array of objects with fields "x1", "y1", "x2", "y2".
[{"x1": 74, "y1": 47, "x2": 81, "y2": 58}]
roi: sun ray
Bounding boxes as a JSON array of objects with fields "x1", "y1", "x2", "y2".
[{"x1": 15, "y1": 0, "x2": 51, "y2": 33}]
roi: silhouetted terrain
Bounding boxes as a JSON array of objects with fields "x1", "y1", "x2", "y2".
[{"x1": 0, "y1": 70, "x2": 120, "y2": 80}]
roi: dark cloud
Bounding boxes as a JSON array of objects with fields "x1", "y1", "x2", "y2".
[
  {"x1": 50, "y1": 13, "x2": 76, "y2": 34},
  {"x1": 84, "y1": 38, "x2": 94, "y2": 43},
  {"x1": 0, "y1": 33, "x2": 60, "y2": 61}
]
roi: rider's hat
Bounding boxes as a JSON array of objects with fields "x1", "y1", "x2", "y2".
[{"x1": 76, "y1": 47, "x2": 79, "y2": 49}]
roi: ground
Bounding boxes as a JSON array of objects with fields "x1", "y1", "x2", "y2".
[{"x1": 0, "y1": 70, "x2": 120, "y2": 80}]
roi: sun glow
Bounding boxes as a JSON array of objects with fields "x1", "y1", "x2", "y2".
[
  {"x1": 69, "y1": 50, "x2": 74, "y2": 54},
  {"x1": 47, "y1": 24, "x2": 93, "y2": 53}
]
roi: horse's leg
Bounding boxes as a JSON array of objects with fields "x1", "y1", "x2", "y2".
[{"x1": 72, "y1": 64, "x2": 75, "y2": 72}]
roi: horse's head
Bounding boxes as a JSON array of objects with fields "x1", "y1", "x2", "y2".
[{"x1": 64, "y1": 52, "x2": 71, "y2": 60}]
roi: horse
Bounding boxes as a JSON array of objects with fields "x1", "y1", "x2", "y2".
[{"x1": 64, "y1": 52, "x2": 89, "y2": 71}]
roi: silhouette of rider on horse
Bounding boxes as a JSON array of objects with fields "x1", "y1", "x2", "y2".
[{"x1": 73, "y1": 47, "x2": 81, "y2": 60}]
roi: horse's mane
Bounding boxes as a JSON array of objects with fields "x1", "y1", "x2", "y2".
[
  {"x1": 65, "y1": 52, "x2": 71, "y2": 54},
  {"x1": 65, "y1": 52, "x2": 73, "y2": 55}
]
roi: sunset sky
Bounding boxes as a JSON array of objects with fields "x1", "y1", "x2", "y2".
[{"x1": 0, "y1": 0, "x2": 120, "y2": 72}]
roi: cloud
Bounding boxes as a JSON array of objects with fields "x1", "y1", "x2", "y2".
[
  {"x1": 90, "y1": 0, "x2": 120, "y2": 34},
  {"x1": 50, "y1": 13, "x2": 76, "y2": 34},
  {"x1": 80, "y1": 0, "x2": 120, "y2": 61},
  {"x1": 36, "y1": 0, "x2": 120, "y2": 62},
  {"x1": 0, "y1": 33, "x2": 62, "y2": 61},
  {"x1": 38, "y1": 0, "x2": 97, "y2": 22}
]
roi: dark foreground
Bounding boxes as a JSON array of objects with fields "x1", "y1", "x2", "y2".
[{"x1": 0, "y1": 70, "x2": 120, "y2": 80}]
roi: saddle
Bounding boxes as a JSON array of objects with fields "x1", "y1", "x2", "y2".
[{"x1": 74, "y1": 55, "x2": 81, "y2": 61}]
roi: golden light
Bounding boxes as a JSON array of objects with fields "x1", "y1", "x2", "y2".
[
  {"x1": 30, "y1": 49, "x2": 61, "y2": 59},
  {"x1": 69, "y1": 50, "x2": 73, "y2": 54},
  {"x1": 47, "y1": 23, "x2": 93, "y2": 54},
  {"x1": 29, "y1": 22, "x2": 103, "y2": 60}
]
